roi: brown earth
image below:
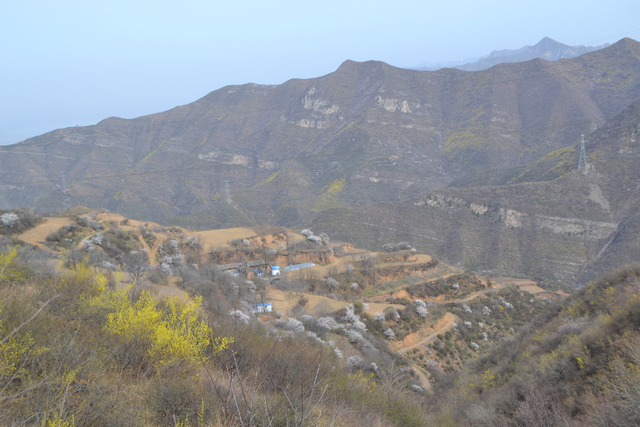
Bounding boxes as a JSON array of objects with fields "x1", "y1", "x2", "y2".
[
  {"x1": 192, "y1": 227, "x2": 257, "y2": 249},
  {"x1": 266, "y1": 287, "x2": 404, "y2": 317},
  {"x1": 17, "y1": 217, "x2": 74, "y2": 250},
  {"x1": 394, "y1": 312, "x2": 456, "y2": 353}
]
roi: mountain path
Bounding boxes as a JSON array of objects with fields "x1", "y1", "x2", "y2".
[{"x1": 397, "y1": 312, "x2": 457, "y2": 354}]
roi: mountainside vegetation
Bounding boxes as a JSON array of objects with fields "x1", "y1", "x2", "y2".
[
  {"x1": 0, "y1": 230, "x2": 435, "y2": 426},
  {"x1": 310, "y1": 93, "x2": 640, "y2": 287},
  {"x1": 0, "y1": 211, "x2": 638, "y2": 426},
  {"x1": 1, "y1": 39, "x2": 640, "y2": 287},
  {"x1": 427, "y1": 263, "x2": 640, "y2": 426}
]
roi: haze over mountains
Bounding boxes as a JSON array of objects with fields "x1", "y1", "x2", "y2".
[
  {"x1": 414, "y1": 37, "x2": 607, "y2": 71},
  {"x1": 2, "y1": 37, "x2": 640, "y2": 287}
]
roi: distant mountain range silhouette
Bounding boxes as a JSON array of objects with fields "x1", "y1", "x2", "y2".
[{"x1": 414, "y1": 37, "x2": 608, "y2": 71}]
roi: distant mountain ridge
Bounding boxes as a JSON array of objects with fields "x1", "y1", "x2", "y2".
[
  {"x1": 1, "y1": 38, "x2": 640, "y2": 286},
  {"x1": 414, "y1": 37, "x2": 607, "y2": 71}
]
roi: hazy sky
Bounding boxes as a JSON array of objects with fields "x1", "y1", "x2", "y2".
[{"x1": 1, "y1": 0, "x2": 638, "y2": 145}]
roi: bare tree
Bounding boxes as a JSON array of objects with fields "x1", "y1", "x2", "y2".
[{"x1": 123, "y1": 250, "x2": 149, "y2": 282}]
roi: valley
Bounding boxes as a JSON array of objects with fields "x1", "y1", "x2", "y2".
[{"x1": 1, "y1": 33, "x2": 640, "y2": 426}]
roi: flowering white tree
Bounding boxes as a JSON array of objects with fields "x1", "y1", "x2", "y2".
[
  {"x1": 160, "y1": 262, "x2": 172, "y2": 276},
  {"x1": 346, "y1": 329, "x2": 363, "y2": 343},
  {"x1": 374, "y1": 312, "x2": 386, "y2": 322},
  {"x1": 229, "y1": 310, "x2": 250, "y2": 324},
  {"x1": 411, "y1": 385, "x2": 423, "y2": 393},
  {"x1": 350, "y1": 319, "x2": 367, "y2": 333},
  {"x1": 317, "y1": 316, "x2": 339, "y2": 331},
  {"x1": 388, "y1": 309, "x2": 400, "y2": 320},
  {"x1": 384, "y1": 328, "x2": 395, "y2": 340},
  {"x1": 350, "y1": 282, "x2": 359, "y2": 290},
  {"x1": 464, "y1": 321, "x2": 473, "y2": 328},
  {"x1": 306, "y1": 331, "x2": 321, "y2": 342},
  {"x1": 347, "y1": 355, "x2": 365, "y2": 369},
  {"x1": 101, "y1": 261, "x2": 118, "y2": 271},
  {"x1": 274, "y1": 318, "x2": 305, "y2": 334},
  {"x1": 470, "y1": 342, "x2": 480, "y2": 351},
  {"x1": 343, "y1": 304, "x2": 360, "y2": 323},
  {"x1": 2, "y1": 212, "x2": 20, "y2": 228},
  {"x1": 307, "y1": 235, "x2": 322, "y2": 244},
  {"x1": 326, "y1": 277, "x2": 339, "y2": 290},
  {"x1": 482, "y1": 306, "x2": 491, "y2": 316},
  {"x1": 425, "y1": 359, "x2": 439, "y2": 371},
  {"x1": 416, "y1": 305, "x2": 428, "y2": 318},
  {"x1": 462, "y1": 304, "x2": 472, "y2": 313},
  {"x1": 482, "y1": 332, "x2": 488, "y2": 341},
  {"x1": 499, "y1": 297, "x2": 513, "y2": 309},
  {"x1": 81, "y1": 240, "x2": 95, "y2": 251}
]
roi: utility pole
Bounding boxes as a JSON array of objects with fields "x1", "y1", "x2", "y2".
[{"x1": 577, "y1": 134, "x2": 588, "y2": 175}]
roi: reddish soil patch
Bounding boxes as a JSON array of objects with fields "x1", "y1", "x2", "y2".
[{"x1": 393, "y1": 312, "x2": 456, "y2": 353}]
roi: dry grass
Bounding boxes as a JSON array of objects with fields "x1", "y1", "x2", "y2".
[
  {"x1": 193, "y1": 227, "x2": 257, "y2": 249},
  {"x1": 16, "y1": 217, "x2": 74, "y2": 250},
  {"x1": 267, "y1": 287, "x2": 404, "y2": 316},
  {"x1": 378, "y1": 253, "x2": 433, "y2": 268},
  {"x1": 519, "y1": 285, "x2": 547, "y2": 294},
  {"x1": 96, "y1": 212, "x2": 162, "y2": 230}
]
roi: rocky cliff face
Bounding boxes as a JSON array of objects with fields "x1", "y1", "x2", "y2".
[{"x1": 309, "y1": 97, "x2": 640, "y2": 287}]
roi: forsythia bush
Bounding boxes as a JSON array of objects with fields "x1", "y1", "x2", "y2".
[
  {"x1": 83, "y1": 275, "x2": 231, "y2": 369},
  {"x1": 0, "y1": 307, "x2": 45, "y2": 381},
  {"x1": 0, "y1": 246, "x2": 25, "y2": 285}
]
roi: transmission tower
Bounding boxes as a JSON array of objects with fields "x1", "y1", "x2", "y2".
[
  {"x1": 577, "y1": 134, "x2": 588, "y2": 175},
  {"x1": 225, "y1": 180, "x2": 230, "y2": 203},
  {"x1": 61, "y1": 171, "x2": 67, "y2": 191}
]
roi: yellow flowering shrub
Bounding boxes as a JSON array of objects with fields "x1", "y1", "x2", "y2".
[
  {"x1": 44, "y1": 412, "x2": 74, "y2": 427},
  {"x1": 0, "y1": 310, "x2": 37, "y2": 381},
  {"x1": 83, "y1": 274, "x2": 231, "y2": 370},
  {"x1": 0, "y1": 246, "x2": 26, "y2": 285}
]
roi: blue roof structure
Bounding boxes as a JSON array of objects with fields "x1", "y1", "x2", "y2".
[
  {"x1": 252, "y1": 303, "x2": 272, "y2": 313},
  {"x1": 283, "y1": 262, "x2": 315, "y2": 273}
]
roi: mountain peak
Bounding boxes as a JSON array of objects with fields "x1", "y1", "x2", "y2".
[{"x1": 415, "y1": 37, "x2": 612, "y2": 72}]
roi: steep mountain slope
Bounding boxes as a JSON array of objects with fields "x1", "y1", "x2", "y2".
[
  {"x1": 310, "y1": 96, "x2": 640, "y2": 286},
  {"x1": 426, "y1": 264, "x2": 640, "y2": 426},
  {"x1": 1, "y1": 39, "x2": 639, "y2": 231}
]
